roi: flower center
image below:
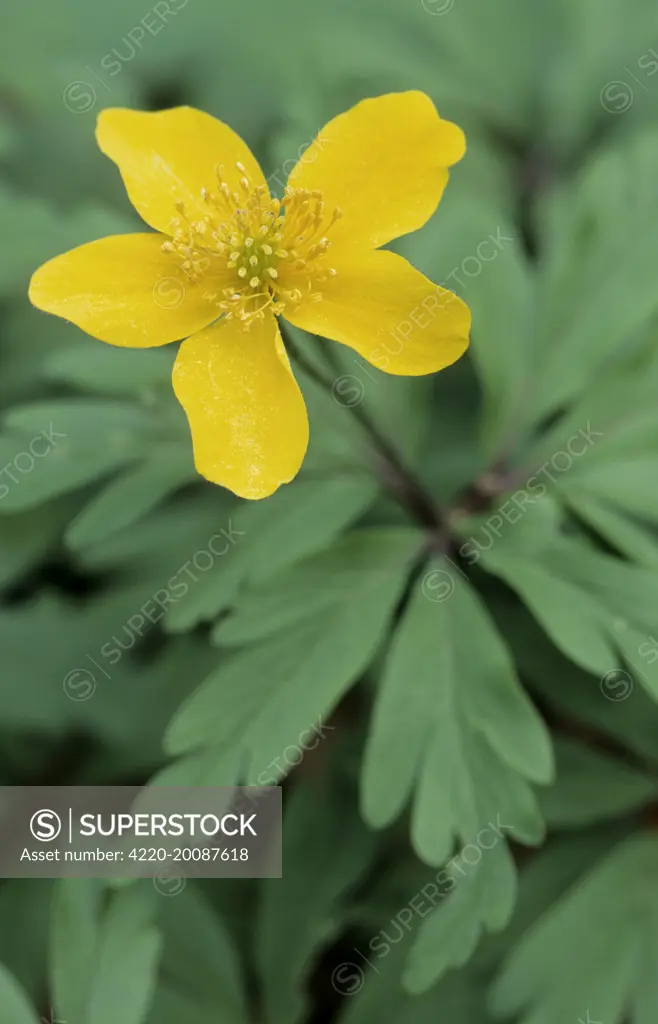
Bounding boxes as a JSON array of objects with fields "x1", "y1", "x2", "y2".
[{"x1": 162, "y1": 162, "x2": 341, "y2": 327}]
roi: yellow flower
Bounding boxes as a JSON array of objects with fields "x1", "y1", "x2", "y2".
[{"x1": 29, "y1": 93, "x2": 470, "y2": 499}]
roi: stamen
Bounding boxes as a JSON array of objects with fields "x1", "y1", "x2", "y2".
[{"x1": 160, "y1": 180, "x2": 337, "y2": 328}]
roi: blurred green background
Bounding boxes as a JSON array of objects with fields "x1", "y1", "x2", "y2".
[{"x1": 3, "y1": 0, "x2": 658, "y2": 1022}]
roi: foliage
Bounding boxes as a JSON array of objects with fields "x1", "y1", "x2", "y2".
[{"x1": 3, "y1": 0, "x2": 658, "y2": 1020}]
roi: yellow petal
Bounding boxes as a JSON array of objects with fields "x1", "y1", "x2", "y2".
[
  {"x1": 283, "y1": 249, "x2": 470, "y2": 376},
  {"x1": 29, "y1": 234, "x2": 217, "y2": 347},
  {"x1": 96, "y1": 106, "x2": 268, "y2": 235},
  {"x1": 172, "y1": 313, "x2": 309, "y2": 499},
  {"x1": 287, "y1": 92, "x2": 465, "y2": 249}
]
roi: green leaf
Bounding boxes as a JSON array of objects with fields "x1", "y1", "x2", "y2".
[
  {"x1": 44, "y1": 343, "x2": 177, "y2": 398},
  {"x1": 0, "y1": 401, "x2": 154, "y2": 512},
  {"x1": 610, "y1": 622, "x2": 658, "y2": 703},
  {"x1": 0, "y1": 592, "x2": 216, "y2": 758},
  {"x1": 538, "y1": 739, "x2": 657, "y2": 828},
  {"x1": 166, "y1": 529, "x2": 422, "y2": 784},
  {"x1": 0, "y1": 185, "x2": 133, "y2": 296},
  {"x1": 490, "y1": 833, "x2": 658, "y2": 1024},
  {"x1": 544, "y1": 1, "x2": 658, "y2": 155},
  {"x1": 0, "y1": 963, "x2": 40, "y2": 1024},
  {"x1": 559, "y1": 457, "x2": 658, "y2": 521},
  {"x1": 561, "y1": 491, "x2": 658, "y2": 569},
  {"x1": 146, "y1": 748, "x2": 242, "y2": 790},
  {"x1": 65, "y1": 445, "x2": 196, "y2": 550},
  {"x1": 460, "y1": 211, "x2": 533, "y2": 461},
  {"x1": 482, "y1": 546, "x2": 617, "y2": 675},
  {"x1": 0, "y1": 879, "x2": 54, "y2": 1004},
  {"x1": 532, "y1": 130, "x2": 658, "y2": 418},
  {"x1": 86, "y1": 886, "x2": 163, "y2": 1024},
  {"x1": 456, "y1": 491, "x2": 563, "y2": 562},
  {"x1": 524, "y1": 340, "x2": 658, "y2": 475},
  {"x1": 0, "y1": 498, "x2": 76, "y2": 588},
  {"x1": 483, "y1": 536, "x2": 658, "y2": 687},
  {"x1": 164, "y1": 476, "x2": 379, "y2": 632},
  {"x1": 362, "y1": 560, "x2": 552, "y2": 865},
  {"x1": 546, "y1": 540, "x2": 658, "y2": 637},
  {"x1": 503, "y1": 598, "x2": 658, "y2": 763},
  {"x1": 535, "y1": 346, "x2": 658, "y2": 546},
  {"x1": 257, "y1": 771, "x2": 377, "y2": 1024},
  {"x1": 146, "y1": 884, "x2": 248, "y2": 1024},
  {"x1": 51, "y1": 880, "x2": 163, "y2": 1024},
  {"x1": 214, "y1": 528, "x2": 407, "y2": 647},
  {"x1": 481, "y1": 825, "x2": 634, "y2": 971},
  {"x1": 51, "y1": 878, "x2": 103, "y2": 1024},
  {"x1": 404, "y1": 840, "x2": 517, "y2": 994},
  {"x1": 338, "y1": 943, "x2": 494, "y2": 1024},
  {"x1": 74, "y1": 493, "x2": 237, "y2": 594}
]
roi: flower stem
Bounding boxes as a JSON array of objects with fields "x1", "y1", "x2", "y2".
[{"x1": 283, "y1": 329, "x2": 444, "y2": 531}]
